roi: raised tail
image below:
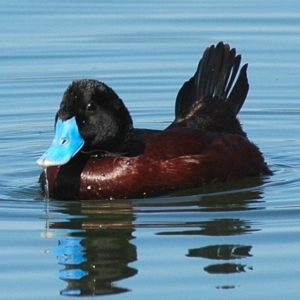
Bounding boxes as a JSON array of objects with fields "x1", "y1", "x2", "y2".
[{"x1": 170, "y1": 42, "x2": 249, "y2": 136}]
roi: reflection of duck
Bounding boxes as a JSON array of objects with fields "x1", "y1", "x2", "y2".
[
  {"x1": 204, "y1": 263, "x2": 250, "y2": 274},
  {"x1": 187, "y1": 244, "x2": 252, "y2": 260},
  {"x1": 157, "y1": 218, "x2": 259, "y2": 236},
  {"x1": 46, "y1": 201, "x2": 137, "y2": 296},
  {"x1": 42, "y1": 191, "x2": 262, "y2": 295},
  {"x1": 37, "y1": 41, "x2": 271, "y2": 200},
  {"x1": 187, "y1": 244, "x2": 253, "y2": 275}
]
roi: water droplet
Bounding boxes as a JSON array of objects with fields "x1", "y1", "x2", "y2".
[
  {"x1": 87, "y1": 185, "x2": 91, "y2": 190},
  {"x1": 44, "y1": 168, "x2": 49, "y2": 198}
]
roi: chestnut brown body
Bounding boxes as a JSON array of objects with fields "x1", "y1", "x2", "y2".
[{"x1": 41, "y1": 128, "x2": 269, "y2": 200}]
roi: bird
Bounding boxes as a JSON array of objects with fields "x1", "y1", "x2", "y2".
[{"x1": 36, "y1": 41, "x2": 271, "y2": 200}]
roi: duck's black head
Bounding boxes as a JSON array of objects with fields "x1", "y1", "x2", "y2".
[
  {"x1": 58, "y1": 79, "x2": 133, "y2": 153},
  {"x1": 37, "y1": 79, "x2": 133, "y2": 168}
]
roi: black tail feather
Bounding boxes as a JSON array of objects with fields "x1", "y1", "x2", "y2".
[
  {"x1": 226, "y1": 63, "x2": 248, "y2": 114},
  {"x1": 174, "y1": 42, "x2": 249, "y2": 121}
]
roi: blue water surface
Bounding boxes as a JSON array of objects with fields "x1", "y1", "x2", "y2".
[{"x1": 0, "y1": 0, "x2": 300, "y2": 299}]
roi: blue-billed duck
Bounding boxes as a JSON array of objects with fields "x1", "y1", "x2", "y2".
[{"x1": 37, "y1": 42, "x2": 271, "y2": 200}]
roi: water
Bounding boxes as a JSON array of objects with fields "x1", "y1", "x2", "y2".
[{"x1": 1, "y1": 0, "x2": 300, "y2": 299}]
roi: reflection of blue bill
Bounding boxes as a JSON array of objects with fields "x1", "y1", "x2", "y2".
[
  {"x1": 55, "y1": 237, "x2": 87, "y2": 280},
  {"x1": 59, "y1": 268, "x2": 87, "y2": 280}
]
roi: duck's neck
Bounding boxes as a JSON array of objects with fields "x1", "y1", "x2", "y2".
[{"x1": 80, "y1": 124, "x2": 134, "y2": 158}]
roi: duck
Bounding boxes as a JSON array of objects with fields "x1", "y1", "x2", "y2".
[{"x1": 37, "y1": 41, "x2": 271, "y2": 200}]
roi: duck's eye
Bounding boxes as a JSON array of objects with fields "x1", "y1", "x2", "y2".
[{"x1": 87, "y1": 101, "x2": 97, "y2": 112}]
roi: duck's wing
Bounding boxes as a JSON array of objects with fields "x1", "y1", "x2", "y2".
[{"x1": 174, "y1": 41, "x2": 249, "y2": 121}]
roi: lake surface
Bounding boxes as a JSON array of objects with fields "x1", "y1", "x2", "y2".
[{"x1": 1, "y1": 0, "x2": 300, "y2": 299}]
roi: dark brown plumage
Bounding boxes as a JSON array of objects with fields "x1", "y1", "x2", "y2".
[{"x1": 37, "y1": 42, "x2": 271, "y2": 200}]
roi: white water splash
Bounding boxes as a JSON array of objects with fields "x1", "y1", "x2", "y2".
[{"x1": 43, "y1": 168, "x2": 49, "y2": 198}]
